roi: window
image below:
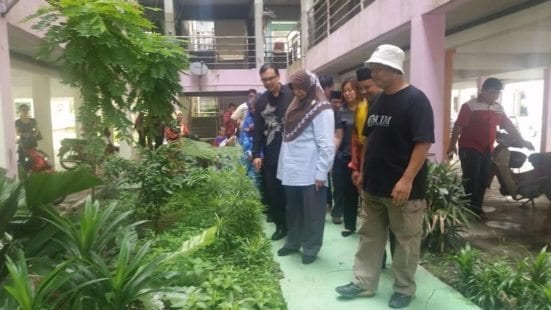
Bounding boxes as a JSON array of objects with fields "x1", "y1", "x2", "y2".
[
  {"x1": 185, "y1": 21, "x2": 215, "y2": 51},
  {"x1": 192, "y1": 97, "x2": 218, "y2": 117}
]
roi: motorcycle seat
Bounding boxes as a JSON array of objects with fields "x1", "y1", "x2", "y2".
[
  {"x1": 529, "y1": 153, "x2": 551, "y2": 167},
  {"x1": 509, "y1": 151, "x2": 527, "y2": 169}
]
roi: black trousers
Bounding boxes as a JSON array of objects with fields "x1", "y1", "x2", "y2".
[
  {"x1": 262, "y1": 164, "x2": 287, "y2": 230},
  {"x1": 285, "y1": 185, "x2": 326, "y2": 256},
  {"x1": 326, "y1": 173, "x2": 333, "y2": 208},
  {"x1": 332, "y1": 156, "x2": 358, "y2": 231},
  {"x1": 153, "y1": 135, "x2": 164, "y2": 150},
  {"x1": 459, "y1": 147, "x2": 492, "y2": 213}
]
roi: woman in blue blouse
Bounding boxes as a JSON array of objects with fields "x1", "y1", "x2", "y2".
[{"x1": 276, "y1": 70, "x2": 335, "y2": 264}]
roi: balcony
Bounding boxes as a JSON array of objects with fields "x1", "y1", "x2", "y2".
[
  {"x1": 308, "y1": 0, "x2": 375, "y2": 48},
  {"x1": 176, "y1": 33, "x2": 301, "y2": 70}
]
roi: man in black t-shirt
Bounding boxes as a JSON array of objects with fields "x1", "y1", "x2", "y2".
[
  {"x1": 252, "y1": 63, "x2": 294, "y2": 241},
  {"x1": 336, "y1": 45, "x2": 434, "y2": 309}
]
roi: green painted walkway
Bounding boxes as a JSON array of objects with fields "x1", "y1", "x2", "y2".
[{"x1": 264, "y1": 217, "x2": 479, "y2": 310}]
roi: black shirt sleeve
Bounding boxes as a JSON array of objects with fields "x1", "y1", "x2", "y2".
[
  {"x1": 408, "y1": 91, "x2": 435, "y2": 143},
  {"x1": 334, "y1": 110, "x2": 344, "y2": 130},
  {"x1": 252, "y1": 98, "x2": 265, "y2": 159}
]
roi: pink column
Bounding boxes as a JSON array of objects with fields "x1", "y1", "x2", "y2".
[
  {"x1": 443, "y1": 49, "x2": 455, "y2": 157},
  {"x1": 0, "y1": 16, "x2": 17, "y2": 176},
  {"x1": 541, "y1": 67, "x2": 551, "y2": 152},
  {"x1": 409, "y1": 13, "x2": 446, "y2": 162}
]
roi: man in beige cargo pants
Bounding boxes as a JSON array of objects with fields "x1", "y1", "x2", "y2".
[{"x1": 335, "y1": 44, "x2": 435, "y2": 309}]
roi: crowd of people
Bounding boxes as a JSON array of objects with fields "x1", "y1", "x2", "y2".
[
  {"x1": 149, "y1": 43, "x2": 534, "y2": 308},
  {"x1": 221, "y1": 42, "x2": 538, "y2": 308},
  {"x1": 232, "y1": 44, "x2": 434, "y2": 308}
]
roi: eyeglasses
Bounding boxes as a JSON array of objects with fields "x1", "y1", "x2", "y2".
[{"x1": 261, "y1": 75, "x2": 278, "y2": 83}]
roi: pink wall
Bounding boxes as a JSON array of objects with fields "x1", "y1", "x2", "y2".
[
  {"x1": 180, "y1": 69, "x2": 287, "y2": 93},
  {"x1": 410, "y1": 14, "x2": 446, "y2": 162},
  {"x1": 304, "y1": 0, "x2": 454, "y2": 72},
  {"x1": 0, "y1": 16, "x2": 17, "y2": 176}
]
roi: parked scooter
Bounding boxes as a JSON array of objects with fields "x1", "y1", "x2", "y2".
[{"x1": 492, "y1": 132, "x2": 551, "y2": 207}]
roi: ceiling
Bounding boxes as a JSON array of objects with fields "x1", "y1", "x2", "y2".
[
  {"x1": 444, "y1": 0, "x2": 540, "y2": 33},
  {"x1": 316, "y1": 0, "x2": 551, "y2": 83}
]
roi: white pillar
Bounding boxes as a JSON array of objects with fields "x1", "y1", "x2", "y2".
[
  {"x1": 443, "y1": 49, "x2": 455, "y2": 157},
  {"x1": 118, "y1": 140, "x2": 134, "y2": 160},
  {"x1": 73, "y1": 88, "x2": 82, "y2": 138},
  {"x1": 118, "y1": 111, "x2": 138, "y2": 160},
  {"x1": 254, "y1": 0, "x2": 264, "y2": 68},
  {"x1": 541, "y1": 67, "x2": 551, "y2": 152},
  {"x1": 0, "y1": 15, "x2": 17, "y2": 176},
  {"x1": 32, "y1": 74, "x2": 55, "y2": 167},
  {"x1": 163, "y1": 0, "x2": 175, "y2": 35},
  {"x1": 410, "y1": 13, "x2": 446, "y2": 162}
]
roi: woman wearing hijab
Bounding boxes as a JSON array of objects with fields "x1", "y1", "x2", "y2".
[{"x1": 276, "y1": 70, "x2": 335, "y2": 264}]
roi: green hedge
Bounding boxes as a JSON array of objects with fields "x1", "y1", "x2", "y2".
[{"x1": 149, "y1": 163, "x2": 287, "y2": 309}]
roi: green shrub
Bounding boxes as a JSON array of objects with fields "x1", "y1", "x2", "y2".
[
  {"x1": 147, "y1": 161, "x2": 285, "y2": 309},
  {"x1": 423, "y1": 163, "x2": 476, "y2": 253},
  {"x1": 2, "y1": 197, "x2": 217, "y2": 309},
  {"x1": 452, "y1": 245, "x2": 551, "y2": 310}
]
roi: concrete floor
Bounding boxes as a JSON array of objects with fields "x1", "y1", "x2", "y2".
[
  {"x1": 463, "y1": 180, "x2": 551, "y2": 258},
  {"x1": 264, "y1": 218, "x2": 479, "y2": 310}
]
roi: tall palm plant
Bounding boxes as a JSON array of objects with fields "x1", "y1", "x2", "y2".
[{"x1": 423, "y1": 163, "x2": 476, "y2": 253}]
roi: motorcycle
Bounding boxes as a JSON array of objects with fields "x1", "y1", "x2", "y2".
[
  {"x1": 58, "y1": 137, "x2": 118, "y2": 170},
  {"x1": 18, "y1": 146, "x2": 66, "y2": 205},
  {"x1": 492, "y1": 132, "x2": 551, "y2": 207},
  {"x1": 58, "y1": 138, "x2": 88, "y2": 170}
]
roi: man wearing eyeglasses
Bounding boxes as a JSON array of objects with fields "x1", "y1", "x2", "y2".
[{"x1": 252, "y1": 63, "x2": 294, "y2": 241}]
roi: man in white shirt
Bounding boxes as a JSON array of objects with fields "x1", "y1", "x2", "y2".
[{"x1": 231, "y1": 89, "x2": 258, "y2": 129}]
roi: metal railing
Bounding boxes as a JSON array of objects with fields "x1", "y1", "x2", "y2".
[
  {"x1": 308, "y1": 0, "x2": 375, "y2": 48},
  {"x1": 175, "y1": 33, "x2": 302, "y2": 70},
  {"x1": 287, "y1": 26, "x2": 302, "y2": 66}
]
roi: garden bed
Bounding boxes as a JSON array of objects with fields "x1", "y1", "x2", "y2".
[
  {"x1": 421, "y1": 162, "x2": 551, "y2": 310},
  {"x1": 0, "y1": 140, "x2": 287, "y2": 309}
]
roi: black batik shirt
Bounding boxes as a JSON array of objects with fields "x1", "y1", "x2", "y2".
[{"x1": 252, "y1": 84, "x2": 294, "y2": 166}]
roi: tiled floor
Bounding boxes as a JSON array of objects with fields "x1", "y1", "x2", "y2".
[{"x1": 264, "y1": 217, "x2": 479, "y2": 310}]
